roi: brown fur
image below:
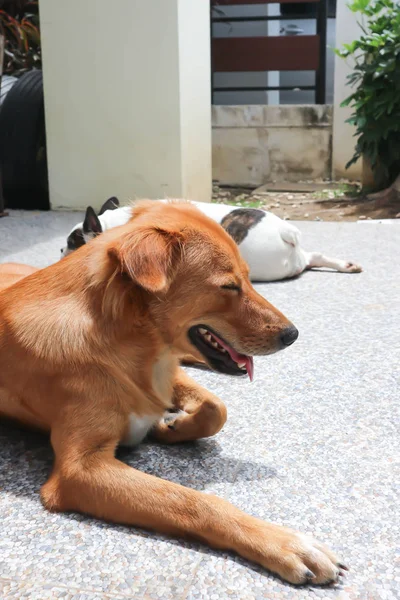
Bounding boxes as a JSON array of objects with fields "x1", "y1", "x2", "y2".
[
  {"x1": 0, "y1": 201, "x2": 343, "y2": 585},
  {"x1": 0, "y1": 263, "x2": 39, "y2": 291}
]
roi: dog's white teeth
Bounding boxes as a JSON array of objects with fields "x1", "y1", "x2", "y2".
[
  {"x1": 237, "y1": 361, "x2": 246, "y2": 368},
  {"x1": 198, "y1": 329, "x2": 229, "y2": 355}
]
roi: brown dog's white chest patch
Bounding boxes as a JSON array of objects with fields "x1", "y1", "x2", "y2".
[
  {"x1": 119, "y1": 352, "x2": 176, "y2": 447},
  {"x1": 120, "y1": 413, "x2": 160, "y2": 447}
]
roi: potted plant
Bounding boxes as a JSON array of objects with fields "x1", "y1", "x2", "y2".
[
  {"x1": 336, "y1": 0, "x2": 400, "y2": 191},
  {"x1": 0, "y1": 0, "x2": 40, "y2": 77}
]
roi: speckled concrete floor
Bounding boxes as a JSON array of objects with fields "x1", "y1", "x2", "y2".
[{"x1": 0, "y1": 211, "x2": 399, "y2": 600}]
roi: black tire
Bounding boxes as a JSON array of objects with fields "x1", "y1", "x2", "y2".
[{"x1": 0, "y1": 69, "x2": 49, "y2": 210}]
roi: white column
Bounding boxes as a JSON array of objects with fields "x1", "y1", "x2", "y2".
[
  {"x1": 332, "y1": 0, "x2": 362, "y2": 180},
  {"x1": 39, "y1": 0, "x2": 212, "y2": 209}
]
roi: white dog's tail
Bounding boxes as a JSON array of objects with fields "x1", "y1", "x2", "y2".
[{"x1": 279, "y1": 222, "x2": 302, "y2": 248}]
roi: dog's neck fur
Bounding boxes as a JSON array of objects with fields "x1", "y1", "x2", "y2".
[
  {"x1": 85, "y1": 243, "x2": 180, "y2": 414},
  {"x1": 6, "y1": 240, "x2": 178, "y2": 419}
]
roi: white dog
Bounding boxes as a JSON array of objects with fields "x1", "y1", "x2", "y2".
[{"x1": 61, "y1": 197, "x2": 362, "y2": 281}]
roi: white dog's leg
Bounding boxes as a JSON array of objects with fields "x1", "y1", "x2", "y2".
[{"x1": 305, "y1": 252, "x2": 362, "y2": 273}]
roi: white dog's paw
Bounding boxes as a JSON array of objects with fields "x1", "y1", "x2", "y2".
[{"x1": 339, "y1": 261, "x2": 363, "y2": 273}]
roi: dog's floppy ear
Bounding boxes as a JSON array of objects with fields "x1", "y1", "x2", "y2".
[
  {"x1": 109, "y1": 225, "x2": 183, "y2": 293},
  {"x1": 83, "y1": 206, "x2": 102, "y2": 235},
  {"x1": 99, "y1": 196, "x2": 119, "y2": 215}
]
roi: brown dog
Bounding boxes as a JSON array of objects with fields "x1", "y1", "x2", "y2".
[
  {"x1": 0, "y1": 262, "x2": 39, "y2": 291},
  {"x1": 0, "y1": 201, "x2": 345, "y2": 585}
]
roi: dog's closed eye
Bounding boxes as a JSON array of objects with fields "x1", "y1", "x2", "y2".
[{"x1": 221, "y1": 283, "x2": 241, "y2": 292}]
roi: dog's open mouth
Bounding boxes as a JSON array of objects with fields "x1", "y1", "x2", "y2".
[{"x1": 188, "y1": 325, "x2": 254, "y2": 381}]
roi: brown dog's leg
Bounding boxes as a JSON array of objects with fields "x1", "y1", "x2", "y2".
[
  {"x1": 0, "y1": 263, "x2": 39, "y2": 276},
  {"x1": 41, "y1": 418, "x2": 342, "y2": 586},
  {"x1": 181, "y1": 354, "x2": 206, "y2": 370},
  {"x1": 0, "y1": 263, "x2": 40, "y2": 292},
  {"x1": 180, "y1": 353, "x2": 204, "y2": 365},
  {"x1": 151, "y1": 368, "x2": 227, "y2": 443}
]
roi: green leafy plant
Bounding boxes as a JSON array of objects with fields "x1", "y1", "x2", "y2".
[
  {"x1": 0, "y1": 0, "x2": 40, "y2": 76},
  {"x1": 336, "y1": 0, "x2": 400, "y2": 188}
]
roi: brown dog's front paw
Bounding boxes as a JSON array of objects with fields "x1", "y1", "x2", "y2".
[
  {"x1": 151, "y1": 410, "x2": 188, "y2": 443},
  {"x1": 260, "y1": 528, "x2": 346, "y2": 585}
]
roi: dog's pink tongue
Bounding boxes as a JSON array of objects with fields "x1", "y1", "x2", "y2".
[
  {"x1": 212, "y1": 334, "x2": 254, "y2": 382},
  {"x1": 236, "y1": 354, "x2": 254, "y2": 382},
  {"x1": 245, "y1": 356, "x2": 254, "y2": 382}
]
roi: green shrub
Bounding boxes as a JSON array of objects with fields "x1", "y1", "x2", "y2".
[{"x1": 336, "y1": 0, "x2": 400, "y2": 187}]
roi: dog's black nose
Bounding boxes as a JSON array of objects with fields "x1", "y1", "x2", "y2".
[{"x1": 280, "y1": 326, "x2": 299, "y2": 347}]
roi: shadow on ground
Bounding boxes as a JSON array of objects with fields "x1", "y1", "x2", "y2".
[{"x1": 0, "y1": 422, "x2": 278, "y2": 497}]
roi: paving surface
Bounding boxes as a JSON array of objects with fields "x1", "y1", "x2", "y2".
[{"x1": 0, "y1": 211, "x2": 399, "y2": 600}]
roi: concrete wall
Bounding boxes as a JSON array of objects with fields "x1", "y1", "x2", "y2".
[
  {"x1": 212, "y1": 105, "x2": 332, "y2": 186},
  {"x1": 40, "y1": 0, "x2": 211, "y2": 210},
  {"x1": 332, "y1": 0, "x2": 362, "y2": 180}
]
